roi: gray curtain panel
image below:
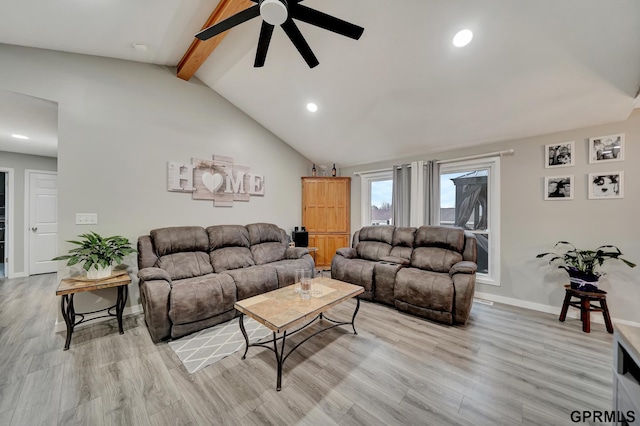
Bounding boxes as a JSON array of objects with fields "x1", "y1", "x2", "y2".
[
  {"x1": 393, "y1": 164, "x2": 411, "y2": 227},
  {"x1": 424, "y1": 160, "x2": 439, "y2": 226},
  {"x1": 393, "y1": 161, "x2": 439, "y2": 227}
]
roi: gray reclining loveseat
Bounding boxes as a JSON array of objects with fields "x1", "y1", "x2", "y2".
[
  {"x1": 331, "y1": 225, "x2": 477, "y2": 325},
  {"x1": 137, "y1": 223, "x2": 314, "y2": 342}
]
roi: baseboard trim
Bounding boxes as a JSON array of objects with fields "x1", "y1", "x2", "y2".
[
  {"x1": 8, "y1": 272, "x2": 27, "y2": 279},
  {"x1": 54, "y1": 304, "x2": 144, "y2": 333},
  {"x1": 474, "y1": 291, "x2": 640, "y2": 329}
]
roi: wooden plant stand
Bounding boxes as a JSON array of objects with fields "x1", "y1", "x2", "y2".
[{"x1": 559, "y1": 284, "x2": 613, "y2": 334}]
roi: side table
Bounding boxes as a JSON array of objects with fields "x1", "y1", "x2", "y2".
[
  {"x1": 56, "y1": 270, "x2": 131, "y2": 350},
  {"x1": 307, "y1": 246, "x2": 318, "y2": 263},
  {"x1": 559, "y1": 284, "x2": 613, "y2": 333}
]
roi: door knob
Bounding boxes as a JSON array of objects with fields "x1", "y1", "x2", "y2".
[{"x1": 31, "y1": 227, "x2": 38, "y2": 232}]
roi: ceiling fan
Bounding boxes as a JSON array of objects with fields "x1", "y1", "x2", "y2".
[{"x1": 195, "y1": 0, "x2": 364, "y2": 68}]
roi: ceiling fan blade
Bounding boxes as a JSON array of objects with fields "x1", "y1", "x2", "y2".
[
  {"x1": 195, "y1": 5, "x2": 261, "y2": 41},
  {"x1": 290, "y1": 4, "x2": 364, "y2": 40},
  {"x1": 254, "y1": 22, "x2": 275, "y2": 67},
  {"x1": 281, "y1": 18, "x2": 319, "y2": 68}
]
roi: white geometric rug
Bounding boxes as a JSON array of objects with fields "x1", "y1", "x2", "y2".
[{"x1": 168, "y1": 316, "x2": 271, "y2": 374}]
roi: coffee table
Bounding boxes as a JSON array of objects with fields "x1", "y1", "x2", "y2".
[{"x1": 234, "y1": 277, "x2": 364, "y2": 391}]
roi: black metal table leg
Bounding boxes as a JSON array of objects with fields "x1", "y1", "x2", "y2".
[
  {"x1": 61, "y1": 294, "x2": 74, "y2": 351},
  {"x1": 351, "y1": 297, "x2": 361, "y2": 335},
  {"x1": 116, "y1": 285, "x2": 128, "y2": 335},
  {"x1": 274, "y1": 330, "x2": 287, "y2": 391},
  {"x1": 239, "y1": 314, "x2": 250, "y2": 359}
]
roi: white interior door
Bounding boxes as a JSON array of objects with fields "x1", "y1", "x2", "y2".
[{"x1": 29, "y1": 171, "x2": 58, "y2": 275}]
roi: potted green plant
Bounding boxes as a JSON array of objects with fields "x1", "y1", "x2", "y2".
[
  {"x1": 536, "y1": 241, "x2": 636, "y2": 291},
  {"x1": 53, "y1": 231, "x2": 137, "y2": 279}
]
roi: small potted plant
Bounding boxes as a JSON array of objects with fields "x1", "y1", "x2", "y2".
[
  {"x1": 53, "y1": 231, "x2": 137, "y2": 279},
  {"x1": 536, "y1": 241, "x2": 636, "y2": 291}
]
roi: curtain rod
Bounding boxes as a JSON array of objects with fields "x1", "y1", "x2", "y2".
[
  {"x1": 353, "y1": 149, "x2": 515, "y2": 175},
  {"x1": 436, "y1": 149, "x2": 515, "y2": 164},
  {"x1": 353, "y1": 167, "x2": 394, "y2": 176}
]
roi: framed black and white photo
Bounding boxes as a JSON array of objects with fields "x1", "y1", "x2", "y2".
[
  {"x1": 588, "y1": 134, "x2": 624, "y2": 164},
  {"x1": 545, "y1": 141, "x2": 575, "y2": 168},
  {"x1": 588, "y1": 171, "x2": 624, "y2": 199},
  {"x1": 544, "y1": 175, "x2": 574, "y2": 200}
]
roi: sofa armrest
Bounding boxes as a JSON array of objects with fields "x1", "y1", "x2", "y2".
[
  {"x1": 138, "y1": 267, "x2": 172, "y2": 284},
  {"x1": 452, "y1": 273, "x2": 476, "y2": 325},
  {"x1": 139, "y1": 278, "x2": 172, "y2": 342},
  {"x1": 379, "y1": 256, "x2": 410, "y2": 266},
  {"x1": 336, "y1": 247, "x2": 357, "y2": 259},
  {"x1": 449, "y1": 261, "x2": 477, "y2": 276},
  {"x1": 285, "y1": 247, "x2": 310, "y2": 259}
]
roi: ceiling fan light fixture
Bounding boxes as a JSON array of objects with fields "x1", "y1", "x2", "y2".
[
  {"x1": 306, "y1": 102, "x2": 318, "y2": 112},
  {"x1": 260, "y1": 0, "x2": 288, "y2": 26},
  {"x1": 453, "y1": 29, "x2": 473, "y2": 47}
]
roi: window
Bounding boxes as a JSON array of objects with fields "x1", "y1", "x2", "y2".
[
  {"x1": 359, "y1": 170, "x2": 393, "y2": 227},
  {"x1": 438, "y1": 157, "x2": 500, "y2": 285}
]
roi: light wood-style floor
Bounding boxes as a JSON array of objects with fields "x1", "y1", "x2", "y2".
[{"x1": 0, "y1": 273, "x2": 615, "y2": 426}]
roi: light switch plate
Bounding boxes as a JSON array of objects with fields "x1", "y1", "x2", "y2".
[{"x1": 75, "y1": 213, "x2": 98, "y2": 225}]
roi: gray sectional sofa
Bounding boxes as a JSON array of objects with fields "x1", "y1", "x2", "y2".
[
  {"x1": 137, "y1": 223, "x2": 314, "y2": 342},
  {"x1": 331, "y1": 225, "x2": 478, "y2": 325}
]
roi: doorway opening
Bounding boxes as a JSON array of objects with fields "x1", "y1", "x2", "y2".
[{"x1": 0, "y1": 90, "x2": 58, "y2": 278}]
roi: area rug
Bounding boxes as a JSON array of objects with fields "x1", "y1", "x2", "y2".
[{"x1": 168, "y1": 317, "x2": 271, "y2": 374}]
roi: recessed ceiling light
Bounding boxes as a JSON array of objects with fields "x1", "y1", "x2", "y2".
[
  {"x1": 132, "y1": 42, "x2": 148, "y2": 52},
  {"x1": 453, "y1": 29, "x2": 473, "y2": 47},
  {"x1": 12, "y1": 134, "x2": 29, "y2": 140},
  {"x1": 307, "y1": 103, "x2": 318, "y2": 112}
]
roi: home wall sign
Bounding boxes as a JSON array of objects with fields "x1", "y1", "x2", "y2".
[{"x1": 168, "y1": 155, "x2": 264, "y2": 207}]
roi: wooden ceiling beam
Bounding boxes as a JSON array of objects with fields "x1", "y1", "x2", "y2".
[{"x1": 177, "y1": 0, "x2": 254, "y2": 81}]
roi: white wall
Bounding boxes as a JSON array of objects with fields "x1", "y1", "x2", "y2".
[
  {"x1": 343, "y1": 109, "x2": 640, "y2": 324},
  {"x1": 0, "y1": 151, "x2": 57, "y2": 276},
  {"x1": 0, "y1": 44, "x2": 310, "y2": 316}
]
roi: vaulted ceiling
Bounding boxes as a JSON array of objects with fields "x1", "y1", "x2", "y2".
[{"x1": 1, "y1": 0, "x2": 639, "y2": 167}]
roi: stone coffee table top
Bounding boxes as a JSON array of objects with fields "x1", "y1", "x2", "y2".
[{"x1": 234, "y1": 277, "x2": 363, "y2": 333}]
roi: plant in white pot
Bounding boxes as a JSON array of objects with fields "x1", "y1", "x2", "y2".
[
  {"x1": 53, "y1": 231, "x2": 137, "y2": 279},
  {"x1": 536, "y1": 241, "x2": 636, "y2": 291}
]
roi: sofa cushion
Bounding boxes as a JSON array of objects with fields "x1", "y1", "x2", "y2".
[
  {"x1": 414, "y1": 226, "x2": 465, "y2": 253},
  {"x1": 411, "y1": 247, "x2": 463, "y2": 273},
  {"x1": 359, "y1": 226, "x2": 394, "y2": 244},
  {"x1": 389, "y1": 246, "x2": 413, "y2": 261},
  {"x1": 331, "y1": 256, "x2": 374, "y2": 300},
  {"x1": 247, "y1": 223, "x2": 287, "y2": 265},
  {"x1": 168, "y1": 273, "x2": 236, "y2": 325},
  {"x1": 247, "y1": 223, "x2": 285, "y2": 245},
  {"x1": 210, "y1": 247, "x2": 255, "y2": 272},
  {"x1": 392, "y1": 227, "x2": 416, "y2": 247},
  {"x1": 356, "y1": 241, "x2": 392, "y2": 262},
  {"x1": 251, "y1": 242, "x2": 287, "y2": 265},
  {"x1": 151, "y1": 226, "x2": 209, "y2": 256},
  {"x1": 157, "y1": 252, "x2": 214, "y2": 280},
  {"x1": 269, "y1": 258, "x2": 315, "y2": 288},
  {"x1": 206, "y1": 225, "x2": 255, "y2": 271},
  {"x1": 395, "y1": 268, "x2": 454, "y2": 313},
  {"x1": 207, "y1": 225, "x2": 251, "y2": 250},
  {"x1": 225, "y1": 265, "x2": 279, "y2": 300}
]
